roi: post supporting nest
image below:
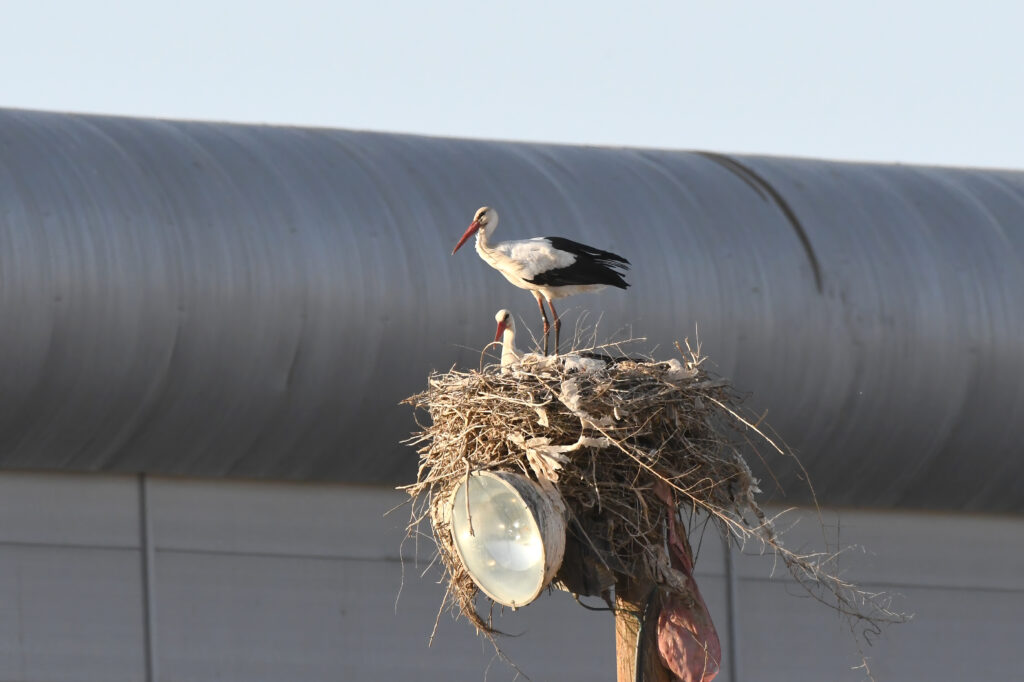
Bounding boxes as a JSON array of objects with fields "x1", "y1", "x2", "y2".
[{"x1": 615, "y1": 576, "x2": 671, "y2": 682}]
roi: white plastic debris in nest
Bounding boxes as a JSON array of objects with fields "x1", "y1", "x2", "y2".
[
  {"x1": 558, "y1": 377, "x2": 615, "y2": 427},
  {"x1": 560, "y1": 354, "x2": 608, "y2": 374},
  {"x1": 508, "y1": 431, "x2": 613, "y2": 486},
  {"x1": 663, "y1": 358, "x2": 698, "y2": 383},
  {"x1": 503, "y1": 353, "x2": 608, "y2": 377}
]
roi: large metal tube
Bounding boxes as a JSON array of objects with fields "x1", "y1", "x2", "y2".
[{"x1": 0, "y1": 109, "x2": 1021, "y2": 512}]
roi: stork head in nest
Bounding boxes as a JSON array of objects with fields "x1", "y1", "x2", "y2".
[{"x1": 494, "y1": 308, "x2": 515, "y2": 342}]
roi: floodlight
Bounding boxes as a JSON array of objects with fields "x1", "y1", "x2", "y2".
[{"x1": 450, "y1": 471, "x2": 566, "y2": 607}]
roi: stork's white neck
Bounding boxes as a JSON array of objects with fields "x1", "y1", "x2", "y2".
[
  {"x1": 500, "y1": 324, "x2": 520, "y2": 368},
  {"x1": 474, "y1": 222, "x2": 494, "y2": 255},
  {"x1": 474, "y1": 222, "x2": 513, "y2": 274}
]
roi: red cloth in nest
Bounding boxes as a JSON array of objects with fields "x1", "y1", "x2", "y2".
[
  {"x1": 655, "y1": 483, "x2": 722, "y2": 681},
  {"x1": 656, "y1": 580, "x2": 721, "y2": 681}
]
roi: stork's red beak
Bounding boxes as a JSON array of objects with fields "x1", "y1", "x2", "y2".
[
  {"x1": 494, "y1": 319, "x2": 507, "y2": 343},
  {"x1": 452, "y1": 220, "x2": 480, "y2": 255}
]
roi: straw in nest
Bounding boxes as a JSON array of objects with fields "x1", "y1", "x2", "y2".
[{"x1": 401, "y1": 338, "x2": 905, "y2": 649}]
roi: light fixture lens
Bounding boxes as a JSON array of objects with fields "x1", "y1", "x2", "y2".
[{"x1": 451, "y1": 474, "x2": 547, "y2": 606}]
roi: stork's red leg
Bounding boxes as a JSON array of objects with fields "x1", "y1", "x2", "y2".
[
  {"x1": 534, "y1": 293, "x2": 550, "y2": 355},
  {"x1": 547, "y1": 299, "x2": 561, "y2": 355}
]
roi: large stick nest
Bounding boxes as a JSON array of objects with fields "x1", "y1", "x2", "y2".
[{"x1": 402, "y1": 339, "x2": 905, "y2": 644}]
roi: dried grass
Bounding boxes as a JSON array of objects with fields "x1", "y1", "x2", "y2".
[{"x1": 400, "y1": 335, "x2": 906, "y2": 652}]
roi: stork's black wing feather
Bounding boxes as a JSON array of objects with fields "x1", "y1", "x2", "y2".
[
  {"x1": 544, "y1": 237, "x2": 630, "y2": 267},
  {"x1": 527, "y1": 237, "x2": 631, "y2": 289}
]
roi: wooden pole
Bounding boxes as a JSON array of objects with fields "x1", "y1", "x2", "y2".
[{"x1": 615, "y1": 576, "x2": 672, "y2": 682}]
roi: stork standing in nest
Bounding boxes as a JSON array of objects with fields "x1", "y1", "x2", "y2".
[{"x1": 453, "y1": 207, "x2": 630, "y2": 355}]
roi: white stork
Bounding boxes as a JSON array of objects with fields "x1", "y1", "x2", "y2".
[
  {"x1": 453, "y1": 206, "x2": 630, "y2": 355},
  {"x1": 493, "y1": 308, "x2": 612, "y2": 374},
  {"x1": 493, "y1": 309, "x2": 522, "y2": 369},
  {"x1": 494, "y1": 309, "x2": 693, "y2": 380}
]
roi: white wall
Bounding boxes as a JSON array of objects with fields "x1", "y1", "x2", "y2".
[{"x1": 0, "y1": 472, "x2": 1019, "y2": 681}]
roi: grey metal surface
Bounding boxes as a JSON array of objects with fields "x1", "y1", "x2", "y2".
[
  {"x1": 4, "y1": 472, "x2": 1023, "y2": 682},
  {"x1": 0, "y1": 109, "x2": 1022, "y2": 512},
  {"x1": 0, "y1": 473, "x2": 146, "y2": 682}
]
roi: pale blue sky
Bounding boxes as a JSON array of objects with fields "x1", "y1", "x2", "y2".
[{"x1": 2, "y1": 1, "x2": 1022, "y2": 168}]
